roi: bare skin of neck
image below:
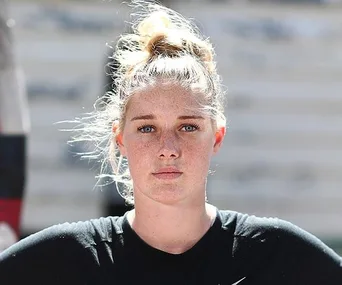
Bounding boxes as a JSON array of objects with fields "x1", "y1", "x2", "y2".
[{"x1": 126, "y1": 198, "x2": 217, "y2": 255}]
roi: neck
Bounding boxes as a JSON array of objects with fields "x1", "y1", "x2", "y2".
[{"x1": 127, "y1": 200, "x2": 216, "y2": 254}]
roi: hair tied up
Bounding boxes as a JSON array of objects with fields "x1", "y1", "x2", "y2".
[{"x1": 145, "y1": 33, "x2": 183, "y2": 58}]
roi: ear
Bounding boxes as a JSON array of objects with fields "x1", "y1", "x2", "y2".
[
  {"x1": 112, "y1": 121, "x2": 127, "y2": 156},
  {"x1": 213, "y1": 126, "x2": 225, "y2": 154}
]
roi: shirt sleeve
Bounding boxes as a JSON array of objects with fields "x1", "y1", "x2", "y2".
[
  {"x1": 231, "y1": 213, "x2": 342, "y2": 284},
  {"x1": 0, "y1": 222, "x2": 91, "y2": 285},
  {"x1": 266, "y1": 218, "x2": 342, "y2": 284}
]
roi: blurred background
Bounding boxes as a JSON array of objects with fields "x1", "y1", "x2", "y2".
[{"x1": 6, "y1": 0, "x2": 342, "y2": 253}]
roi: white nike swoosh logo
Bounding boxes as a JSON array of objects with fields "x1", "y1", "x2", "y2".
[{"x1": 231, "y1": 276, "x2": 247, "y2": 285}]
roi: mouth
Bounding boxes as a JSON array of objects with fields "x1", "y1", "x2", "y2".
[
  {"x1": 152, "y1": 168, "x2": 183, "y2": 180},
  {"x1": 152, "y1": 172, "x2": 183, "y2": 180}
]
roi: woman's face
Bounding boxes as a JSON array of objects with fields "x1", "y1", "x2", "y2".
[{"x1": 117, "y1": 83, "x2": 225, "y2": 205}]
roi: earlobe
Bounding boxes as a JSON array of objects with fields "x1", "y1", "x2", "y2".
[
  {"x1": 115, "y1": 134, "x2": 123, "y2": 147},
  {"x1": 115, "y1": 133, "x2": 127, "y2": 156},
  {"x1": 112, "y1": 121, "x2": 126, "y2": 156},
  {"x1": 213, "y1": 127, "x2": 225, "y2": 153}
]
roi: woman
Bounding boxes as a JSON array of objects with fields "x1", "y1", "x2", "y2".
[{"x1": 0, "y1": 1, "x2": 341, "y2": 284}]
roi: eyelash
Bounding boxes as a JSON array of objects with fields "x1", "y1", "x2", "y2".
[{"x1": 137, "y1": 124, "x2": 200, "y2": 133}]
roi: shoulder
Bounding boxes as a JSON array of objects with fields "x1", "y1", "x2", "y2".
[
  {"x1": 220, "y1": 209, "x2": 336, "y2": 255},
  {"x1": 47, "y1": 215, "x2": 125, "y2": 247},
  {"x1": 217, "y1": 209, "x2": 342, "y2": 281},
  {"x1": 217, "y1": 209, "x2": 342, "y2": 260},
  {"x1": 217, "y1": 209, "x2": 329, "y2": 242},
  {"x1": 0, "y1": 216, "x2": 126, "y2": 283},
  {"x1": 0, "y1": 216, "x2": 125, "y2": 260},
  {"x1": 218, "y1": 209, "x2": 282, "y2": 240}
]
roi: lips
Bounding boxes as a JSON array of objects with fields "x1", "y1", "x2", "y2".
[{"x1": 152, "y1": 167, "x2": 183, "y2": 180}]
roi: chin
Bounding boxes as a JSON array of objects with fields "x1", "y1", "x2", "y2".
[
  {"x1": 153, "y1": 196, "x2": 185, "y2": 206},
  {"x1": 149, "y1": 185, "x2": 187, "y2": 205}
]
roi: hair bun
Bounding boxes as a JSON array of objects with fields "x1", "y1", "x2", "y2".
[
  {"x1": 145, "y1": 32, "x2": 183, "y2": 57},
  {"x1": 136, "y1": 10, "x2": 214, "y2": 70},
  {"x1": 137, "y1": 11, "x2": 183, "y2": 58}
]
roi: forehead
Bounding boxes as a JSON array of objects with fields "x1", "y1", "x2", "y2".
[{"x1": 126, "y1": 83, "x2": 206, "y2": 116}]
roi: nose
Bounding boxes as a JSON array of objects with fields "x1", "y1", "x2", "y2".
[{"x1": 158, "y1": 131, "x2": 180, "y2": 159}]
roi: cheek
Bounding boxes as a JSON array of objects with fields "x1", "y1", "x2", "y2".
[
  {"x1": 125, "y1": 141, "x2": 150, "y2": 179},
  {"x1": 183, "y1": 138, "x2": 214, "y2": 165},
  {"x1": 124, "y1": 135, "x2": 155, "y2": 161}
]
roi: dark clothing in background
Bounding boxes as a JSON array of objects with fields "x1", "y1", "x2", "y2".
[
  {"x1": 0, "y1": 136, "x2": 26, "y2": 236},
  {"x1": 0, "y1": 0, "x2": 28, "y2": 239},
  {"x1": 1, "y1": 209, "x2": 341, "y2": 285}
]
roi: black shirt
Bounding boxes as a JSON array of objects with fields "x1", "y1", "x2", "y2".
[{"x1": 0, "y1": 210, "x2": 341, "y2": 284}]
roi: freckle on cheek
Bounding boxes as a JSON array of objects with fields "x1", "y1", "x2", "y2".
[{"x1": 136, "y1": 141, "x2": 152, "y2": 150}]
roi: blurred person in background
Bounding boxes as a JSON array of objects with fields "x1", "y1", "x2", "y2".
[
  {"x1": 0, "y1": 0, "x2": 29, "y2": 251},
  {"x1": 0, "y1": 1, "x2": 341, "y2": 284}
]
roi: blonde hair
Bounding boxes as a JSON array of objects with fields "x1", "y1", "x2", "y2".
[{"x1": 71, "y1": 0, "x2": 226, "y2": 205}]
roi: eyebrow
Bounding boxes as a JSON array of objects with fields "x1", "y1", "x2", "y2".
[{"x1": 130, "y1": 114, "x2": 205, "y2": 121}]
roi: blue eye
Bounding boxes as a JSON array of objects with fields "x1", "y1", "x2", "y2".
[
  {"x1": 138, "y1": 125, "x2": 155, "y2": 133},
  {"x1": 181, "y1": 124, "x2": 199, "y2": 132}
]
